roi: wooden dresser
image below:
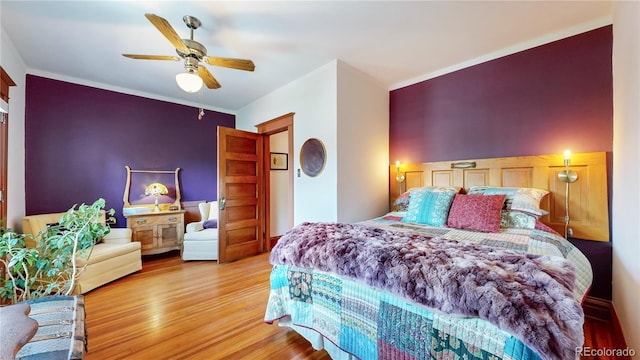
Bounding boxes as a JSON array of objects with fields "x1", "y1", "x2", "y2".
[{"x1": 125, "y1": 210, "x2": 185, "y2": 255}]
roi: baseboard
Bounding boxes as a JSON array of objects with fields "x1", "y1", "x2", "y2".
[
  {"x1": 270, "y1": 235, "x2": 282, "y2": 248},
  {"x1": 583, "y1": 296, "x2": 628, "y2": 348},
  {"x1": 583, "y1": 296, "x2": 613, "y2": 321}
]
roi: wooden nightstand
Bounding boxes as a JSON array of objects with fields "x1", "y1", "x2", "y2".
[{"x1": 125, "y1": 210, "x2": 185, "y2": 255}]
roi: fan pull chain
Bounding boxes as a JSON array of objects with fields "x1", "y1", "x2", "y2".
[{"x1": 197, "y1": 86, "x2": 205, "y2": 120}]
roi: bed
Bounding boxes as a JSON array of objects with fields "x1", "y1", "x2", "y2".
[{"x1": 264, "y1": 153, "x2": 605, "y2": 360}]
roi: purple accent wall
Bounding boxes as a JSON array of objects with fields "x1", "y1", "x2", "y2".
[
  {"x1": 25, "y1": 75, "x2": 234, "y2": 227},
  {"x1": 389, "y1": 26, "x2": 613, "y2": 299},
  {"x1": 390, "y1": 26, "x2": 612, "y2": 162}
]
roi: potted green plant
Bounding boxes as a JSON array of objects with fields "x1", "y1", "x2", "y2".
[{"x1": 0, "y1": 198, "x2": 114, "y2": 304}]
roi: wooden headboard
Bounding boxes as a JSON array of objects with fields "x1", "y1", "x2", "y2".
[{"x1": 389, "y1": 152, "x2": 609, "y2": 241}]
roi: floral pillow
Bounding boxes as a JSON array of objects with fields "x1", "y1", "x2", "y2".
[
  {"x1": 500, "y1": 210, "x2": 537, "y2": 229},
  {"x1": 467, "y1": 186, "x2": 549, "y2": 217},
  {"x1": 446, "y1": 194, "x2": 507, "y2": 232},
  {"x1": 392, "y1": 191, "x2": 411, "y2": 212},
  {"x1": 402, "y1": 187, "x2": 457, "y2": 227}
]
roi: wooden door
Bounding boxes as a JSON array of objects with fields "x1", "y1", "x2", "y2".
[{"x1": 217, "y1": 127, "x2": 265, "y2": 263}]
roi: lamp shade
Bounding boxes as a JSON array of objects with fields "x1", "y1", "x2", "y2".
[
  {"x1": 145, "y1": 183, "x2": 168, "y2": 197},
  {"x1": 176, "y1": 72, "x2": 203, "y2": 93}
]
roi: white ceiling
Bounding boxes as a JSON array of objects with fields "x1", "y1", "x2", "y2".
[{"x1": 1, "y1": 1, "x2": 613, "y2": 113}]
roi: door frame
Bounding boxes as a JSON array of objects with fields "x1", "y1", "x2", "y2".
[
  {"x1": 255, "y1": 112, "x2": 294, "y2": 251},
  {"x1": 0, "y1": 67, "x2": 16, "y2": 227}
]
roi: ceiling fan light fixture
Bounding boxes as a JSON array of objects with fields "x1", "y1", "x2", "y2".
[
  {"x1": 124, "y1": 14, "x2": 254, "y2": 91},
  {"x1": 176, "y1": 71, "x2": 203, "y2": 93}
]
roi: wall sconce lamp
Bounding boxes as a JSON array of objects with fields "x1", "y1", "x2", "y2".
[
  {"x1": 557, "y1": 150, "x2": 578, "y2": 238},
  {"x1": 395, "y1": 160, "x2": 405, "y2": 194},
  {"x1": 558, "y1": 150, "x2": 578, "y2": 183},
  {"x1": 395, "y1": 161, "x2": 405, "y2": 183}
]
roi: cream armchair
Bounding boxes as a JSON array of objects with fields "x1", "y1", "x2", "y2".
[
  {"x1": 182, "y1": 202, "x2": 218, "y2": 261},
  {"x1": 22, "y1": 212, "x2": 142, "y2": 294}
]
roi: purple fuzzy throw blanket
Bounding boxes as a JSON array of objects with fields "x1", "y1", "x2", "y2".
[{"x1": 270, "y1": 222, "x2": 584, "y2": 360}]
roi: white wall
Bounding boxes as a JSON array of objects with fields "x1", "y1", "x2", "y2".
[
  {"x1": 612, "y1": 0, "x2": 640, "y2": 352},
  {"x1": 237, "y1": 59, "x2": 390, "y2": 225},
  {"x1": 1, "y1": 26, "x2": 27, "y2": 231},
  {"x1": 269, "y1": 130, "x2": 290, "y2": 236},
  {"x1": 336, "y1": 61, "x2": 389, "y2": 223},
  {"x1": 236, "y1": 61, "x2": 338, "y2": 224}
]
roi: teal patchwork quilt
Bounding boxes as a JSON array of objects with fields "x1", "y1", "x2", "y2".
[{"x1": 265, "y1": 217, "x2": 592, "y2": 360}]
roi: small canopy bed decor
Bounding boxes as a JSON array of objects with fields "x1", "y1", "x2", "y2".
[{"x1": 265, "y1": 152, "x2": 607, "y2": 360}]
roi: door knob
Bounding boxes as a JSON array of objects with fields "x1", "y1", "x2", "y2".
[{"x1": 219, "y1": 196, "x2": 226, "y2": 210}]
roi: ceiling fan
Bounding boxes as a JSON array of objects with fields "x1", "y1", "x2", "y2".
[{"x1": 123, "y1": 13, "x2": 255, "y2": 93}]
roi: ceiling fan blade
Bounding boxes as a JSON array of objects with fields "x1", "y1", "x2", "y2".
[
  {"x1": 122, "y1": 54, "x2": 180, "y2": 61},
  {"x1": 198, "y1": 66, "x2": 221, "y2": 89},
  {"x1": 203, "y1": 56, "x2": 255, "y2": 72},
  {"x1": 144, "y1": 13, "x2": 190, "y2": 53}
]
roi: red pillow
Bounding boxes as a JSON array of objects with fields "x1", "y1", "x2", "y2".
[{"x1": 446, "y1": 194, "x2": 506, "y2": 232}]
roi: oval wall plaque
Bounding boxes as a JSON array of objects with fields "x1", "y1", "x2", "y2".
[{"x1": 300, "y1": 138, "x2": 326, "y2": 177}]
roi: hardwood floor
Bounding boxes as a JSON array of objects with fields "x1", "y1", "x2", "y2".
[
  {"x1": 84, "y1": 251, "x2": 330, "y2": 360},
  {"x1": 84, "y1": 252, "x2": 627, "y2": 360}
]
